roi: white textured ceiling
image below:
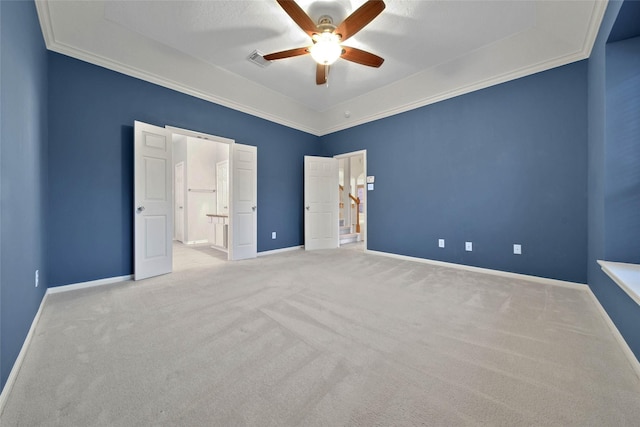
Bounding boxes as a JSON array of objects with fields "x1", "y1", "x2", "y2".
[{"x1": 36, "y1": 0, "x2": 607, "y2": 136}]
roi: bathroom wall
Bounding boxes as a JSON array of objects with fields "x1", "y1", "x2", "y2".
[{"x1": 186, "y1": 137, "x2": 217, "y2": 244}]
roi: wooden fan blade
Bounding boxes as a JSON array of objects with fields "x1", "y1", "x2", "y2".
[
  {"x1": 341, "y1": 46, "x2": 384, "y2": 67},
  {"x1": 263, "y1": 47, "x2": 310, "y2": 61},
  {"x1": 335, "y1": 0, "x2": 385, "y2": 42},
  {"x1": 276, "y1": 0, "x2": 318, "y2": 37},
  {"x1": 316, "y1": 64, "x2": 328, "y2": 85}
]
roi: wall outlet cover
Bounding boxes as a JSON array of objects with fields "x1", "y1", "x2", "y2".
[
  {"x1": 438, "y1": 239, "x2": 445, "y2": 248},
  {"x1": 271, "y1": 231, "x2": 276, "y2": 239},
  {"x1": 465, "y1": 242, "x2": 473, "y2": 251},
  {"x1": 514, "y1": 244, "x2": 522, "y2": 255}
]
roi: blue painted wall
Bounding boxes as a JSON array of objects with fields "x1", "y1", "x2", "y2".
[
  {"x1": 605, "y1": 37, "x2": 640, "y2": 262},
  {"x1": 47, "y1": 53, "x2": 322, "y2": 287},
  {"x1": 0, "y1": 0, "x2": 49, "y2": 388},
  {"x1": 1, "y1": 0, "x2": 639, "y2": 396},
  {"x1": 588, "y1": 0, "x2": 640, "y2": 362},
  {"x1": 322, "y1": 62, "x2": 588, "y2": 283}
]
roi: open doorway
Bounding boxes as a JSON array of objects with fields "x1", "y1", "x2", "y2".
[
  {"x1": 335, "y1": 150, "x2": 367, "y2": 250},
  {"x1": 133, "y1": 122, "x2": 257, "y2": 280},
  {"x1": 171, "y1": 132, "x2": 230, "y2": 268},
  {"x1": 166, "y1": 125, "x2": 257, "y2": 263}
]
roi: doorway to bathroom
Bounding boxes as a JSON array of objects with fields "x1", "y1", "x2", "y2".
[
  {"x1": 172, "y1": 133, "x2": 229, "y2": 247},
  {"x1": 171, "y1": 132, "x2": 230, "y2": 270},
  {"x1": 133, "y1": 121, "x2": 257, "y2": 280}
]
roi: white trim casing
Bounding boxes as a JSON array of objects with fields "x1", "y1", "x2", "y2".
[{"x1": 165, "y1": 126, "x2": 234, "y2": 145}]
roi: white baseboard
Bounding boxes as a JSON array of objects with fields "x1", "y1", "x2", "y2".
[
  {"x1": 46, "y1": 274, "x2": 133, "y2": 294},
  {"x1": 586, "y1": 288, "x2": 640, "y2": 380},
  {"x1": 258, "y1": 245, "x2": 304, "y2": 257},
  {"x1": 366, "y1": 249, "x2": 640, "y2": 379},
  {"x1": 0, "y1": 292, "x2": 49, "y2": 417},
  {"x1": 365, "y1": 249, "x2": 586, "y2": 290},
  {"x1": 0, "y1": 273, "x2": 133, "y2": 413}
]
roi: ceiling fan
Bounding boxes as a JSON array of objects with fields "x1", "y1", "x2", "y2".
[{"x1": 264, "y1": 0, "x2": 385, "y2": 85}]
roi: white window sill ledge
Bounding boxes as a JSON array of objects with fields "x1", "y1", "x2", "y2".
[{"x1": 598, "y1": 260, "x2": 640, "y2": 306}]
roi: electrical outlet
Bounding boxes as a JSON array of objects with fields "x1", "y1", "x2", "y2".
[
  {"x1": 35, "y1": 269, "x2": 39, "y2": 287},
  {"x1": 271, "y1": 231, "x2": 276, "y2": 240},
  {"x1": 513, "y1": 244, "x2": 522, "y2": 255},
  {"x1": 438, "y1": 239, "x2": 445, "y2": 248},
  {"x1": 465, "y1": 241, "x2": 473, "y2": 252}
]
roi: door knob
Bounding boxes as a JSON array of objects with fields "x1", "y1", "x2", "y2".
[
  {"x1": 252, "y1": 206, "x2": 257, "y2": 211},
  {"x1": 306, "y1": 206, "x2": 310, "y2": 211},
  {"x1": 136, "y1": 206, "x2": 145, "y2": 213}
]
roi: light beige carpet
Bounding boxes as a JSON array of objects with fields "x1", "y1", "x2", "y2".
[{"x1": 2, "y1": 243, "x2": 639, "y2": 426}]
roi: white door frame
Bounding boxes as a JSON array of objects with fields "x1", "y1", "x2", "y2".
[
  {"x1": 174, "y1": 161, "x2": 185, "y2": 242},
  {"x1": 165, "y1": 126, "x2": 235, "y2": 261},
  {"x1": 334, "y1": 150, "x2": 367, "y2": 251},
  {"x1": 216, "y1": 160, "x2": 229, "y2": 216}
]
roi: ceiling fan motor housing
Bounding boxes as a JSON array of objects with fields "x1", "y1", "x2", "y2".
[
  {"x1": 264, "y1": 0, "x2": 386, "y2": 84},
  {"x1": 316, "y1": 15, "x2": 337, "y2": 37}
]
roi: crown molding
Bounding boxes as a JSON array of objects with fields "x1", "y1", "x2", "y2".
[
  {"x1": 581, "y1": 0, "x2": 609, "y2": 58},
  {"x1": 319, "y1": 1, "x2": 608, "y2": 136},
  {"x1": 47, "y1": 41, "x2": 326, "y2": 136},
  {"x1": 35, "y1": 0, "x2": 608, "y2": 138},
  {"x1": 319, "y1": 49, "x2": 591, "y2": 136},
  {"x1": 35, "y1": 1, "x2": 325, "y2": 136}
]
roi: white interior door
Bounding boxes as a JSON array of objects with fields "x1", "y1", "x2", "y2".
[
  {"x1": 134, "y1": 121, "x2": 172, "y2": 280},
  {"x1": 174, "y1": 162, "x2": 185, "y2": 242},
  {"x1": 304, "y1": 156, "x2": 339, "y2": 250},
  {"x1": 231, "y1": 143, "x2": 257, "y2": 260}
]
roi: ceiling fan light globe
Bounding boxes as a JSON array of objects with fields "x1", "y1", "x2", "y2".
[{"x1": 309, "y1": 33, "x2": 342, "y2": 65}]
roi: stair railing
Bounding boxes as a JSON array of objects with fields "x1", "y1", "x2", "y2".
[{"x1": 339, "y1": 185, "x2": 361, "y2": 233}]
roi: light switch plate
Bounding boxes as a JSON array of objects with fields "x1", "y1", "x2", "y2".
[
  {"x1": 272, "y1": 231, "x2": 276, "y2": 239},
  {"x1": 513, "y1": 244, "x2": 521, "y2": 255}
]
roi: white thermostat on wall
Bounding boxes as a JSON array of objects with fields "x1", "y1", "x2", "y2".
[{"x1": 366, "y1": 176, "x2": 375, "y2": 183}]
